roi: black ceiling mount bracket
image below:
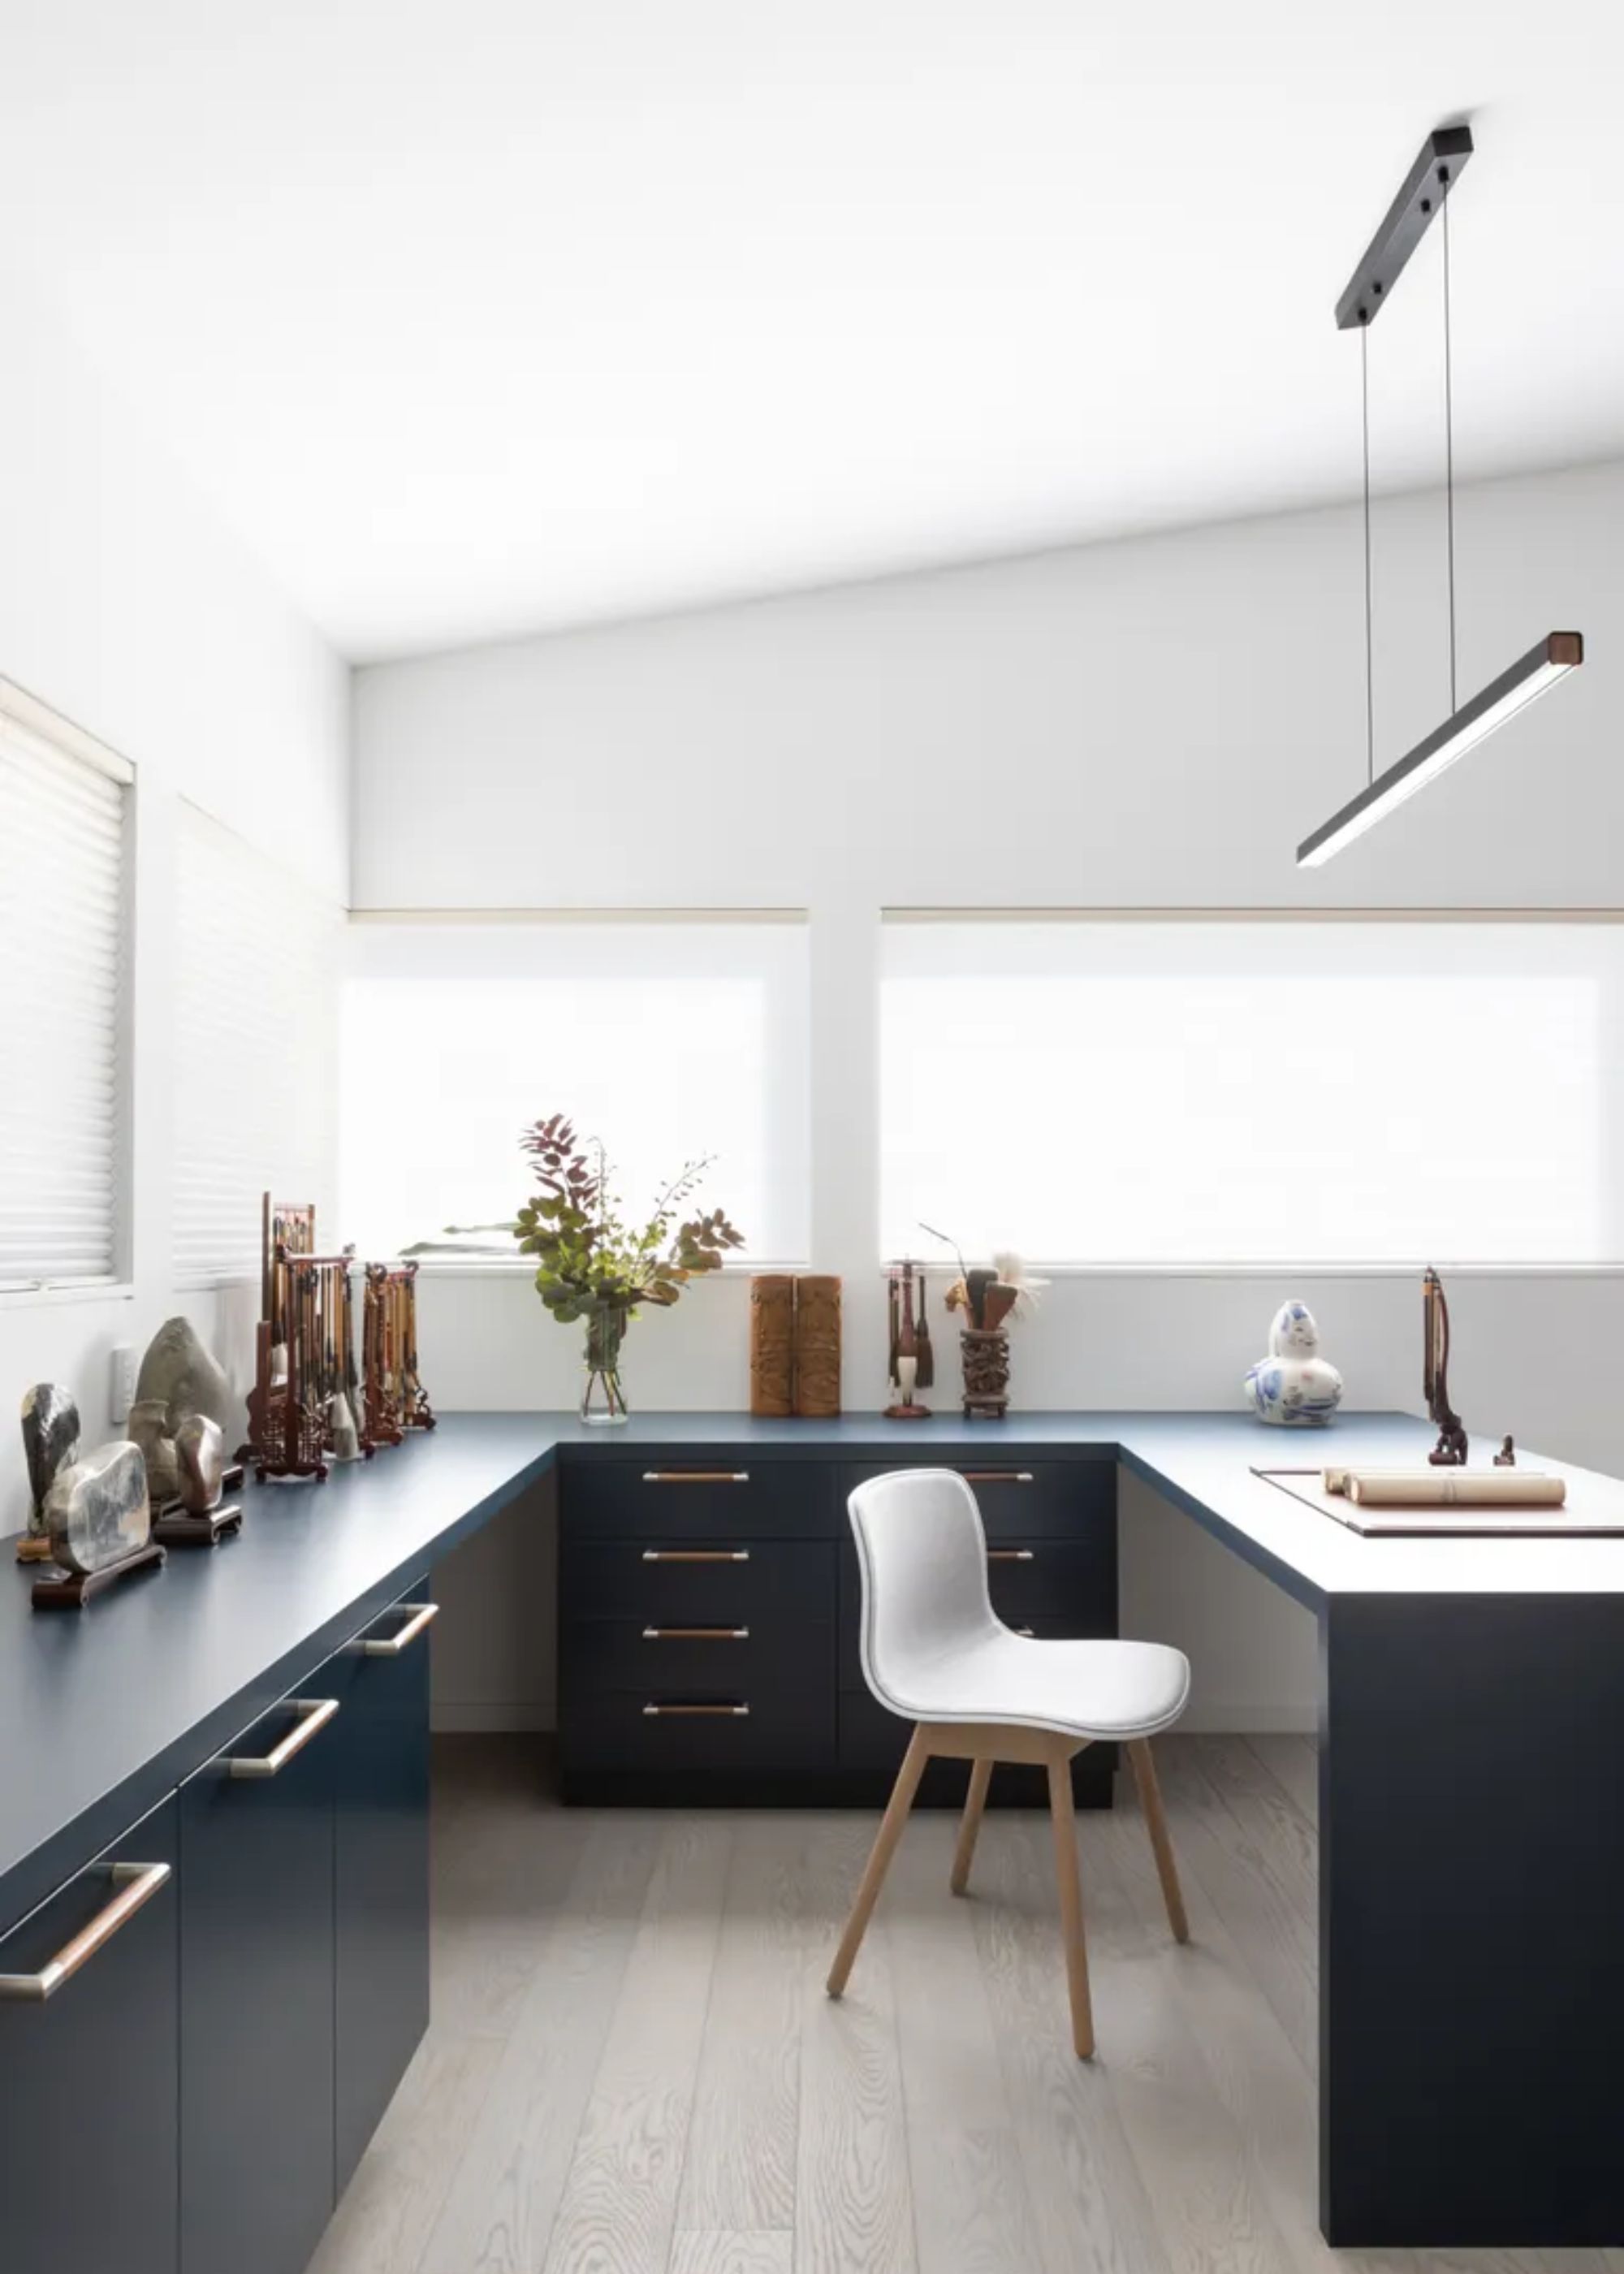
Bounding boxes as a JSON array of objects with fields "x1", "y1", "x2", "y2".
[{"x1": 1334, "y1": 124, "x2": 1474, "y2": 331}]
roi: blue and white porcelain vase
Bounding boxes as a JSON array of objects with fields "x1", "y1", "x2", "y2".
[{"x1": 1244, "y1": 1301, "x2": 1343, "y2": 1426}]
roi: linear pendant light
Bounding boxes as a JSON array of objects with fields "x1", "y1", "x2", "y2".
[
  {"x1": 1296, "y1": 126, "x2": 1585, "y2": 867},
  {"x1": 1298, "y1": 631, "x2": 1583, "y2": 866}
]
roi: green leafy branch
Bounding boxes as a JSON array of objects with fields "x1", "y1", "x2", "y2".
[{"x1": 513, "y1": 1113, "x2": 744, "y2": 1327}]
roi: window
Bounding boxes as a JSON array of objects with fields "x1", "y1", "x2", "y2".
[
  {"x1": 173, "y1": 800, "x2": 341, "y2": 1282},
  {"x1": 880, "y1": 916, "x2": 1623, "y2": 1267},
  {"x1": 339, "y1": 917, "x2": 810, "y2": 1265},
  {"x1": 0, "y1": 688, "x2": 131, "y2": 1289}
]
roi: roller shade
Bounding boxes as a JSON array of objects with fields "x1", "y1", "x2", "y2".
[
  {"x1": 0, "y1": 704, "x2": 129, "y2": 1287},
  {"x1": 172, "y1": 799, "x2": 340, "y2": 1283}
]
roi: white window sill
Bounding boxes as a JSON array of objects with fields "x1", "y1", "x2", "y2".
[{"x1": 0, "y1": 1279, "x2": 136, "y2": 1310}]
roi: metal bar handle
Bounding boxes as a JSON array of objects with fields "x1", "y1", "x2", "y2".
[
  {"x1": 963, "y1": 1471, "x2": 1035, "y2": 1485},
  {"x1": 987, "y1": 1549, "x2": 1036, "y2": 1563},
  {"x1": 642, "y1": 1471, "x2": 750, "y2": 1485},
  {"x1": 0, "y1": 1862, "x2": 171, "y2": 2003},
  {"x1": 641, "y1": 1548, "x2": 750, "y2": 1563},
  {"x1": 228, "y1": 1697, "x2": 340, "y2": 1779},
  {"x1": 361, "y1": 1602, "x2": 440, "y2": 1656},
  {"x1": 642, "y1": 1625, "x2": 749, "y2": 1640},
  {"x1": 642, "y1": 1701, "x2": 751, "y2": 1717}
]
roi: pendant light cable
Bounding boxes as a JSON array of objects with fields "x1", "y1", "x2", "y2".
[
  {"x1": 1360, "y1": 317, "x2": 1374, "y2": 785},
  {"x1": 1441, "y1": 169, "x2": 1458, "y2": 715}
]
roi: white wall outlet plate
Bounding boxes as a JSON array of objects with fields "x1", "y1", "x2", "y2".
[{"x1": 110, "y1": 1343, "x2": 136, "y2": 1424}]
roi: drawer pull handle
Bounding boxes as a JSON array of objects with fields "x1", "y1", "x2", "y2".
[
  {"x1": 642, "y1": 1471, "x2": 750, "y2": 1485},
  {"x1": 228, "y1": 1697, "x2": 340, "y2": 1779},
  {"x1": 362, "y1": 1602, "x2": 439, "y2": 1656},
  {"x1": 641, "y1": 1549, "x2": 750, "y2": 1563},
  {"x1": 642, "y1": 1625, "x2": 749, "y2": 1640},
  {"x1": 0, "y1": 1861, "x2": 171, "y2": 2003},
  {"x1": 642, "y1": 1701, "x2": 751, "y2": 1717},
  {"x1": 963, "y1": 1471, "x2": 1035, "y2": 1485},
  {"x1": 987, "y1": 1549, "x2": 1036, "y2": 1563}
]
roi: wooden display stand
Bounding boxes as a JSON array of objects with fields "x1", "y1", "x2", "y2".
[
  {"x1": 32, "y1": 1540, "x2": 166, "y2": 1610},
  {"x1": 239, "y1": 1196, "x2": 316, "y2": 1467},
  {"x1": 153, "y1": 1503, "x2": 244, "y2": 1548},
  {"x1": 362, "y1": 1260, "x2": 435, "y2": 1453}
]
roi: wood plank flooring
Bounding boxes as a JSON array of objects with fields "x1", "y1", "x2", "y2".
[{"x1": 309, "y1": 1736, "x2": 1615, "y2": 2274}]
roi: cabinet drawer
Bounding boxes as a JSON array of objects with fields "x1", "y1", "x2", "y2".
[
  {"x1": 562, "y1": 1686, "x2": 836, "y2": 1777},
  {"x1": 840, "y1": 1459, "x2": 1114, "y2": 1541},
  {"x1": 564, "y1": 1537, "x2": 835, "y2": 1623},
  {"x1": 563, "y1": 1615, "x2": 833, "y2": 1700},
  {"x1": 839, "y1": 1537, "x2": 1116, "y2": 1688},
  {"x1": 0, "y1": 1795, "x2": 179, "y2": 2274},
  {"x1": 181, "y1": 1681, "x2": 341, "y2": 2274},
  {"x1": 563, "y1": 1459, "x2": 833, "y2": 1540}
]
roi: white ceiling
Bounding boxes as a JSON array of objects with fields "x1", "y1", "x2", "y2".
[{"x1": 2, "y1": 1, "x2": 1620, "y2": 660}]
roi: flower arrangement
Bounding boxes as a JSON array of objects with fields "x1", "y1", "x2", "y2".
[{"x1": 515, "y1": 1114, "x2": 744, "y2": 1422}]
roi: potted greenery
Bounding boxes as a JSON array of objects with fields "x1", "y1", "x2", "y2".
[{"x1": 514, "y1": 1115, "x2": 744, "y2": 1422}]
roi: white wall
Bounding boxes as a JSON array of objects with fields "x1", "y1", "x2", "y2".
[
  {"x1": 359, "y1": 456, "x2": 1624, "y2": 1736},
  {"x1": 0, "y1": 269, "x2": 349, "y2": 1533}
]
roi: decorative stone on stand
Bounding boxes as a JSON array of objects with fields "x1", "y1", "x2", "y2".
[
  {"x1": 42, "y1": 1440, "x2": 155, "y2": 1582},
  {"x1": 1244, "y1": 1301, "x2": 1344, "y2": 1426},
  {"x1": 135, "y1": 1316, "x2": 232, "y2": 1437},
  {"x1": 128, "y1": 1398, "x2": 183, "y2": 1505},
  {"x1": 19, "y1": 1384, "x2": 80, "y2": 1563},
  {"x1": 175, "y1": 1415, "x2": 227, "y2": 1513}
]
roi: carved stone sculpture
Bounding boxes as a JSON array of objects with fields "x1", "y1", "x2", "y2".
[
  {"x1": 20, "y1": 1384, "x2": 80, "y2": 1546},
  {"x1": 135, "y1": 1317, "x2": 232, "y2": 1436},
  {"x1": 175, "y1": 1415, "x2": 227, "y2": 1514},
  {"x1": 127, "y1": 1398, "x2": 183, "y2": 1504},
  {"x1": 45, "y1": 1441, "x2": 151, "y2": 1576}
]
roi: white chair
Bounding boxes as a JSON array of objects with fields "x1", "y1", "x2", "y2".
[{"x1": 827, "y1": 1468, "x2": 1191, "y2": 2057}]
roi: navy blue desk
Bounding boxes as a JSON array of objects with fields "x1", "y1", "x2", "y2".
[{"x1": 6, "y1": 1408, "x2": 1622, "y2": 2250}]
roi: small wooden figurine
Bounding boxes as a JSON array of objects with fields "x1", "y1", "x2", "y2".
[
  {"x1": 1423, "y1": 1265, "x2": 1469, "y2": 1467},
  {"x1": 884, "y1": 1260, "x2": 931, "y2": 1419}
]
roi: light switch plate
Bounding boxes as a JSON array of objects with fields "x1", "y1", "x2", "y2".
[{"x1": 110, "y1": 1343, "x2": 136, "y2": 1424}]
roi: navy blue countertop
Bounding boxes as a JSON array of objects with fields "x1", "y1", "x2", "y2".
[{"x1": 6, "y1": 1407, "x2": 1621, "y2": 1927}]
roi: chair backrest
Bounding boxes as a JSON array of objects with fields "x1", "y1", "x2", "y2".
[{"x1": 847, "y1": 1468, "x2": 1003, "y2": 1712}]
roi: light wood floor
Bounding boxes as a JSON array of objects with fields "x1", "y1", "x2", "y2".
[{"x1": 309, "y1": 1735, "x2": 1619, "y2": 2274}]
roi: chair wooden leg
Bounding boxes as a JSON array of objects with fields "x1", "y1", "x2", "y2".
[
  {"x1": 1046, "y1": 1753, "x2": 1095, "y2": 2059},
  {"x1": 950, "y1": 1758, "x2": 993, "y2": 1896},
  {"x1": 827, "y1": 1727, "x2": 931, "y2": 1997},
  {"x1": 1129, "y1": 1736, "x2": 1189, "y2": 1944}
]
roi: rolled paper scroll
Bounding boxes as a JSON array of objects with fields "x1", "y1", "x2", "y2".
[
  {"x1": 793, "y1": 1276, "x2": 842, "y2": 1418},
  {"x1": 749, "y1": 1276, "x2": 795, "y2": 1416},
  {"x1": 1327, "y1": 1468, "x2": 1566, "y2": 1509}
]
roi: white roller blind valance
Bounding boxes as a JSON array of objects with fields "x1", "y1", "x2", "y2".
[
  {"x1": 0, "y1": 703, "x2": 130, "y2": 1288},
  {"x1": 173, "y1": 800, "x2": 340, "y2": 1284}
]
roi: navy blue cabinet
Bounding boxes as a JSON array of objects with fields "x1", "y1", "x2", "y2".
[
  {"x1": 556, "y1": 1451, "x2": 1119, "y2": 1805},
  {"x1": 179, "y1": 1684, "x2": 342, "y2": 2274},
  {"x1": 333, "y1": 1586, "x2": 435, "y2": 2191},
  {"x1": 0, "y1": 1794, "x2": 179, "y2": 2274}
]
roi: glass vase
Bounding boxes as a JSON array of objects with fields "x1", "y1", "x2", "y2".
[{"x1": 580, "y1": 1308, "x2": 630, "y2": 1425}]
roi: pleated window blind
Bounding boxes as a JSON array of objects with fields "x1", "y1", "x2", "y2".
[
  {"x1": 0, "y1": 699, "x2": 131, "y2": 1289},
  {"x1": 173, "y1": 800, "x2": 340, "y2": 1284}
]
